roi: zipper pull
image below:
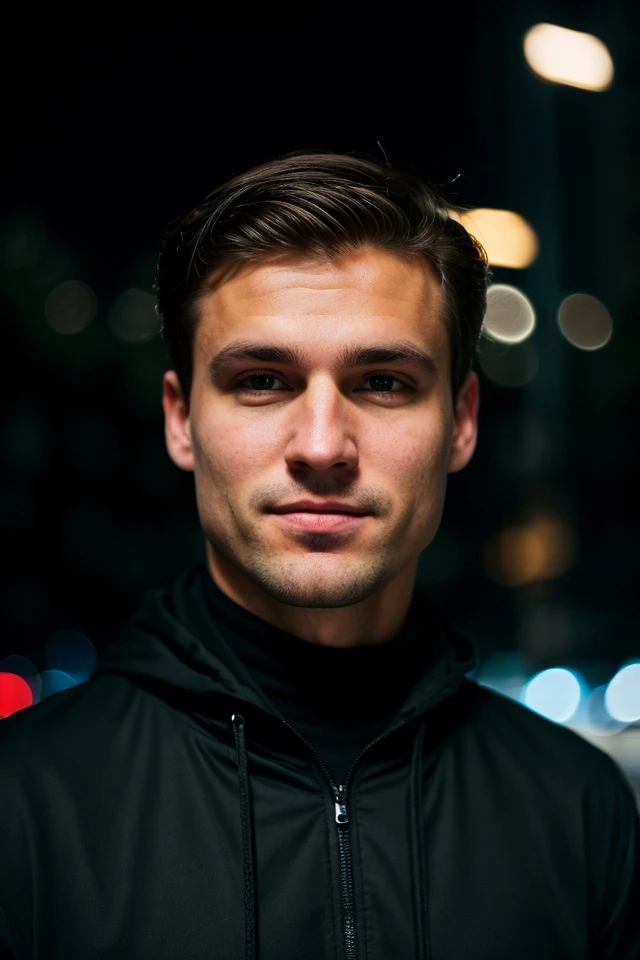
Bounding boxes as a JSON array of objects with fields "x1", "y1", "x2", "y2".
[{"x1": 334, "y1": 784, "x2": 348, "y2": 824}]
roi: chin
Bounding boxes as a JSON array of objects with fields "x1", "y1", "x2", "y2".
[{"x1": 248, "y1": 553, "x2": 387, "y2": 609}]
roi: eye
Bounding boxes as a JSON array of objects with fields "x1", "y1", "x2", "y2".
[
  {"x1": 355, "y1": 373, "x2": 412, "y2": 397},
  {"x1": 234, "y1": 371, "x2": 291, "y2": 393},
  {"x1": 233, "y1": 370, "x2": 413, "y2": 399}
]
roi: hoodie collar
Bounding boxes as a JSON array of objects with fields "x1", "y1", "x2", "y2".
[{"x1": 93, "y1": 565, "x2": 476, "y2": 727}]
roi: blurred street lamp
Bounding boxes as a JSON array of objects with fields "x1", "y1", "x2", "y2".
[
  {"x1": 450, "y1": 207, "x2": 539, "y2": 269},
  {"x1": 482, "y1": 283, "x2": 536, "y2": 344},
  {"x1": 557, "y1": 293, "x2": 613, "y2": 350},
  {"x1": 523, "y1": 22, "x2": 614, "y2": 92}
]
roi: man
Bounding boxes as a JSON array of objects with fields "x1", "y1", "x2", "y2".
[{"x1": 1, "y1": 151, "x2": 638, "y2": 960}]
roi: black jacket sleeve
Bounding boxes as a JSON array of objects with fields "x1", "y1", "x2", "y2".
[{"x1": 586, "y1": 753, "x2": 640, "y2": 959}]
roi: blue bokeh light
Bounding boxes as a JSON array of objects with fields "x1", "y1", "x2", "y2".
[
  {"x1": 44, "y1": 630, "x2": 97, "y2": 683},
  {"x1": 522, "y1": 668, "x2": 583, "y2": 723}
]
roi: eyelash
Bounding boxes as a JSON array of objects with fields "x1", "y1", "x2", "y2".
[{"x1": 233, "y1": 369, "x2": 413, "y2": 399}]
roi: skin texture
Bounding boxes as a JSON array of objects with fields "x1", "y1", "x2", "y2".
[{"x1": 163, "y1": 246, "x2": 479, "y2": 648}]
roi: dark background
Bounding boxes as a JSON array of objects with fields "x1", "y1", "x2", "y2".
[{"x1": 1, "y1": 4, "x2": 638, "y2": 782}]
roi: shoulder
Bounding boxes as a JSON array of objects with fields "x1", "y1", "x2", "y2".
[
  {"x1": 0, "y1": 672, "x2": 136, "y2": 773},
  {"x1": 461, "y1": 682, "x2": 640, "y2": 950},
  {"x1": 460, "y1": 679, "x2": 634, "y2": 797}
]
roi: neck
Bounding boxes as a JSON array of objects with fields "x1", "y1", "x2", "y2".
[{"x1": 204, "y1": 547, "x2": 419, "y2": 649}]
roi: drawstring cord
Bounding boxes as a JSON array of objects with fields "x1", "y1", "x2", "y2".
[
  {"x1": 410, "y1": 721, "x2": 430, "y2": 960},
  {"x1": 230, "y1": 713, "x2": 258, "y2": 960},
  {"x1": 230, "y1": 711, "x2": 430, "y2": 960}
]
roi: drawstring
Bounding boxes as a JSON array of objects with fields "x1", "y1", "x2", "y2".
[
  {"x1": 230, "y1": 713, "x2": 258, "y2": 960},
  {"x1": 409, "y1": 721, "x2": 430, "y2": 960},
  {"x1": 229, "y1": 710, "x2": 430, "y2": 960}
]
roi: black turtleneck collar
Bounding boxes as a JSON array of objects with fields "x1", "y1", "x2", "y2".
[{"x1": 186, "y1": 563, "x2": 444, "y2": 784}]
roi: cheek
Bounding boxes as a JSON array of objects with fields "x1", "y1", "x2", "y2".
[
  {"x1": 191, "y1": 408, "x2": 279, "y2": 483},
  {"x1": 376, "y1": 419, "x2": 451, "y2": 488}
]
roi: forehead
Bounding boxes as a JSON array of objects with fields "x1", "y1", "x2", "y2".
[{"x1": 194, "y1": 246, "x2": 448, "y2": 361}]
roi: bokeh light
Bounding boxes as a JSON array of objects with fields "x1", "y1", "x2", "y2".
[
  {"x1": 523, "y1": 667, "x2": 583, "y2": 723},
  {"x1": 0, "y1": 654, "x2": 41, "y2": 702},
  {"x1": 44, "y1": 629, "x2": 97, "y2": 683},
  {"x1": 557, "y1": 293, "x2": 613, "y2": 350},
  {"x1": 451, "y1": 208, "x2": 539, "y2": 268},
  {"x1": 107, "y1": 288, "x2": 159, "y2": 343},
  {"x1": 477, "y1": 341, "x2": 539, "y2": 387},
  {"x1": 0, "y1": 672, "x2": 33, "y2": 718},
  {"x1": 604, "y1": 662, "x2": 640, "y2": 723},
  {"x1": 482, "y1": 515, "x2": 576, "y2": 587},
  {"x1": 476, "y1": 333, "x2": 509, "y2": 357},
  {"x1": 482, "y1": 284, "x2": 536, "y2": 344},
  {"x1": 45, "y1": 280, "x2": 97, "y2": 335},
  {"x1": 523, "y1": 23, "x2": 614, "y2": 92},
  {"x1": 475, "y1": 652, "x2": 528, "y2": 702},
  {"x1": 39, "y1": 670, "x2": 80, "y2": 700},
  {"x1": 586, "y1": 684, "x2": 628, "y2": 736}
]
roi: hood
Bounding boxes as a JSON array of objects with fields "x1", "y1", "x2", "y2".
[{"x1": 93, "y1": 565, "x2": 477, "y2": 727}]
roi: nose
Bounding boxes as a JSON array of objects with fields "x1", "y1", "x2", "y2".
[{"x1": 284, "y1": 376, "x2": 359, "y2": 474}]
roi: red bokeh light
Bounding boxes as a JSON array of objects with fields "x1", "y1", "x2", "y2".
[{"x1": 0, "y1": 672, "x2": 34, "y2": 718}]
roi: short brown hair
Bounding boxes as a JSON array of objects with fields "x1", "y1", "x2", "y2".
[{"x1": 156, "y1": 149, "x2": 489, "y2": 405}]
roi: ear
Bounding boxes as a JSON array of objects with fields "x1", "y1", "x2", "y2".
[
  {"x1": 162, "y1": 371, "x2": 195, "y2": 472},
  {"x1": 448, "y1": 370, "x2": 480, "y2": 474}
]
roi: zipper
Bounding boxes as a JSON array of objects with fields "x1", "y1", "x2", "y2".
[
  {"x1": 334, "y1": 782, "x2": 356, "y2": 959},
  {"x1": 276, "y1": 714, "x2": 414, "y2": 960},
  {"x1": 206, "y1": 706, "x2": 417, "y2": 960}
]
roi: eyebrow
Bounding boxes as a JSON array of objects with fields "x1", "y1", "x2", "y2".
[{"x1": 208, "y1": 339, "x2": 437, "y2": 380}]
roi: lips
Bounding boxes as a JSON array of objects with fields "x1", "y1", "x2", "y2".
[
  {"x1": 270, "y1": 500, "x2": 369, "y2": 516},
  {"x1": 271, "y1": 511, "x2": 368, "y2": 532}
]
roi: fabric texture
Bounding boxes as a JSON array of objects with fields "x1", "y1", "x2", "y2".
[{"x1": 1, "y1": 563, "x2": 638, "y2": 959}]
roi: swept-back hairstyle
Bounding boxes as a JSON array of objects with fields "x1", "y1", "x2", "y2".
[{"x1": 156, "y1": 149, "x2": 489, "y2": 406}]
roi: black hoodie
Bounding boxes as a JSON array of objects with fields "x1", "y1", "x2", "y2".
[{"x1": 1, "y1": 565, "x2": 638, "y2": 959}]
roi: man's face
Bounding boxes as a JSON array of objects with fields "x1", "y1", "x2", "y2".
[{"x1": 163, "y1": 246, "x2": 479, "y2": 610}]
